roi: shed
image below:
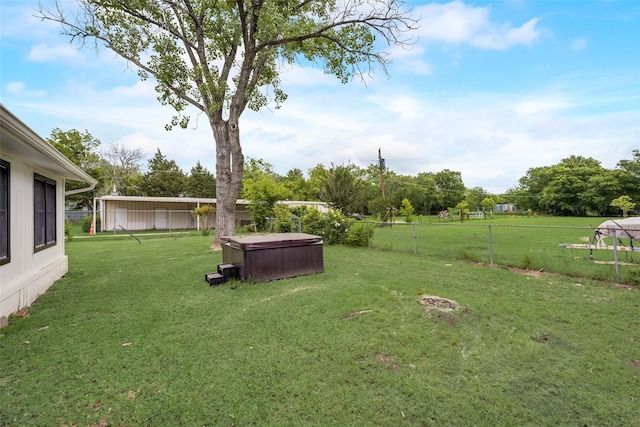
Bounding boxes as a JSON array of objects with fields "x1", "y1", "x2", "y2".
[{"x1": 95, "y1": 196, "x2": 329, "y2": 232}]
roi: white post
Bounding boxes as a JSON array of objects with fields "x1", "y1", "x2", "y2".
[
  {"x1": 488, "y1": 224, "x2": 494, "y2": 265},
  {"x1": 92, "y1": 197, "x2": 97, "y2": 234},
  {"x1": 612, "y1": 229, "x2": 620, "y2": 282}
]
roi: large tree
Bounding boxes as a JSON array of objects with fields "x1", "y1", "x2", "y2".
[
  {"x1": 47, "y1": 128, "x2": 104, "y2": 210},
  {"x1": 39, "y1": 0, "x2": 416, "y2": 244},
  {"x1": 101, "y1": 142, "x2": 145, "y2": 196},
  {"x1": 140, "y1": 149, "x2": 187, "y2": 196},
  {"x1": 617, "y1": 149, "x2": 640, "y2": 179},
  {"x1": 433, "y1": 169, "x2": 465, "y2": 210},
  {"x1": 186, "y1": 161, "x2": 216, "y2": 198},
  {"x1": 320, "y1": 163, "x2": 367, "y2": 214}
]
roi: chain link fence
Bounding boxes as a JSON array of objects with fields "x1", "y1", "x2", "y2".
[{"x1": 362, "y1": 221, "x2": 639, "y2": 284}]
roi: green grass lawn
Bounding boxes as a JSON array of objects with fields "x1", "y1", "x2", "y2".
[
  {"x1": 367, "y1": 215, "x2": 640, "y2": 284},
  {"x1": 2, "y1": 232, "x2": 639, "y2": 426}
]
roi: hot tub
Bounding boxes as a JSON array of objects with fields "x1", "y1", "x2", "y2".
[{"x1": 221, "y1": 233, "x2": 324, "y2": 282}]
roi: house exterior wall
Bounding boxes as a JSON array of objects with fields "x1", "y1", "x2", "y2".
[{"x1": 0, "y1": 153, "x2": 68, "y2": 320}]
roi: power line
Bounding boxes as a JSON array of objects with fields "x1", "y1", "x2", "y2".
[{"x1": 4, "y1": 103, "x2": 164, "y2": 127}]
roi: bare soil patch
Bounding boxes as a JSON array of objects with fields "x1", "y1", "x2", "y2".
[
  {"x1": 375, "y1": 353, "x2": 399, "y2": 371},
  {"x1": 419, "y1": 295, "x2": 459, "y2": 312},
  {"x1": 509, "y1": 267, "x2": 545, "y2": 278},
  {"x1": 342, "y1": 309, "x2": 374, "y2": 319}
]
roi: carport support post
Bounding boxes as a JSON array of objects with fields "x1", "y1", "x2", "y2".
[
  {"x1": 92, "y1": 197, "x2": 97, "y2": 234},
  {"x1": 488, "y1": 224, "x2": 494, "y2": 266},
  {"x1": 612, "y1": 229, "x2": 620, "y2": 282}
]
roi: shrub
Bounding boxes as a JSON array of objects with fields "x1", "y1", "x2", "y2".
[
  {"x1": 302, "y1": 209, "x2": 349, "y2": 245},
  {"x1": 191, "y1": 205, "x2": 215, "y2": 236},
  {"x1": 65, "y1": 220, "x2": 72, "y2": 241},
  {"x1": 344, "y1": 223, "x2": 372, "y2": 247},
  {"x1": 271, "y1": 204, "x2": 293, "y2": 233},
  {"x1": 81, "y1": 215, "x2": 100, "y2": 233},
  {"x1": 250, "y1": 201, "x2": 272, "y2": 231},
  {"x1": 289, "y1": 205, "x2": 309, "y2": 218},
  {"x1": 400, "y1": 198, "x2": 415, "y2": 222}
]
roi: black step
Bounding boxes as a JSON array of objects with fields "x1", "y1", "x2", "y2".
[
  {"x1": 205, "y1": 272, "x2": 225, "y2": 286},
  {"x1": 217, "y1": 263, "x2": 239, "y2": 281}
]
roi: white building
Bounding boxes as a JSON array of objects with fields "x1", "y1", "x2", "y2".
[
  {"x1": 0, "y1": 104, "x2": 97, "y2": 325},
  {"x1": 95, "y1": 195, "x2": 329, "y2": 231}
]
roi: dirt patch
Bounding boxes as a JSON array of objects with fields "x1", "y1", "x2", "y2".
[
  {"x1": 509, "y1": 267, "x2": 544, "y2": 278},
  {"x1": 342, "y1": 309, "x2": 374, "y2": 319},
  {"x1": 375, "y1": 353, "x2": 399, "y2": 371},
  {"x1": 419, "y1": 295, "x2": 459, "y2": 312},
  {"x1": 632, "y1": 360, "x2": 640, "y2": 368},
  {"x1": 14, "y1": 307, "x2": 29, "y2": 318}
]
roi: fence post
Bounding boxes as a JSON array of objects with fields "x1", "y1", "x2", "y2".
[
  {"x1": 488, "y1": 224, "x2": 494, "y2": 265},
  {"x1": 612, "y1": 229, "x2": 620, "y2": 282},
  {"x1": 413, "y1": 223, "x2": 417, "y2": 255}
]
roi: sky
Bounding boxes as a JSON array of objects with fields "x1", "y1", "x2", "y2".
[{"x1": 1, "y1": 0, "x2": 639, "y2": 194}]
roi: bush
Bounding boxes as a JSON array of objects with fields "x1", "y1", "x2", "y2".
[
  {"x1": 81, "y1": 215, "x2": 100, "y2": 233},
  {"x1": 271, "y1": 204, "x2": 293, "y2": 233},
  {"x1": 302, "y1": 209, "x2": 349, "y2": 245},
  {"x1": 344, "y1": 223, "x2": 372, "y2": 247},
  {"x1": 65, "y1": 220, "x2": 72, "y2": 241},
  {"x1": 191, "y1": 205, "x2": 215, "y2": 236},
  {"x1": 400, "y1": 198, "x2": 415, "y2": 222},
  {"x1": 289, "y1": 205, "x2": 309, "y2": 218}
]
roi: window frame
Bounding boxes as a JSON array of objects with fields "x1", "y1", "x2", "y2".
[
  {"x1": 34, "y1": 173, "x2": 57, "y2": 252},
  {"x1": 0, "y1": 159, "x2": 9, "y2": 265}
]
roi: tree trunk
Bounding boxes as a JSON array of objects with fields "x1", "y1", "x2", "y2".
[{"x1": 211, "y1": 117, "x2": 244, "y2": 247}]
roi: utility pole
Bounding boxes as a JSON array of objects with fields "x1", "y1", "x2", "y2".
[
  {"x1": 378, "y1": 148, "x2": 385, "y2": 199},
  {"x1": 379, "y1": 148, "x2": 392, "y2": 226}
]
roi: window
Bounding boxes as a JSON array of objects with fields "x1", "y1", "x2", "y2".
[
  {"x1": 34, "y1": 174, "x2": 56, "y2": 251},
  {"x1": 0, "y1": 160, "x2": 9, "y2": 265}
]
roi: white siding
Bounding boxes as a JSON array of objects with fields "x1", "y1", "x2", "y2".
[{"x1": 0, "y1": 154, "x2": 68, "y2": 319}]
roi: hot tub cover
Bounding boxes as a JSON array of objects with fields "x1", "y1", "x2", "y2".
[{"x1": 221, "y1": 233, "x2": 323, "y2": 250}]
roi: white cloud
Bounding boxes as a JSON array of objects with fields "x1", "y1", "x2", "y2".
[
  {"x1": 5, "y1": 81, "x2": 46, "y2": 97},
  {"x1": 28, "y1": 43, "x2": 82, "y2": 62},
  {"x1": 6, "y1": 81, "x2": 25, "y2": 94},
  {"x1": 369, "y1": 95, "x2": 424, "y2": 119},
  {"x1": 278, "y1": 64, "x2": 339, "y2": 87},
  {"x1": 473, "y1": 18, "x2": 540, "y2": 50},
  {"x1": 0, "y1": 3, "x2": 61, "y2": 41},
  {"x1": 415, "y1": 1, "x2": 541, "y2": 50},
  {"x1": 513, "y1": 98, "x2": 571, "y2": 116}
]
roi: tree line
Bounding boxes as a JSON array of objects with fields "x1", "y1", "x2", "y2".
[
  {"x1": 51, "y1": 128, "x2": 638, "y2": 218},
  {"x1": 506, "y1": 153, "x2": 639, "y2": 217},
  {"x1": 48, "y1": 128, "x2": 215, "y2": 211}
]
